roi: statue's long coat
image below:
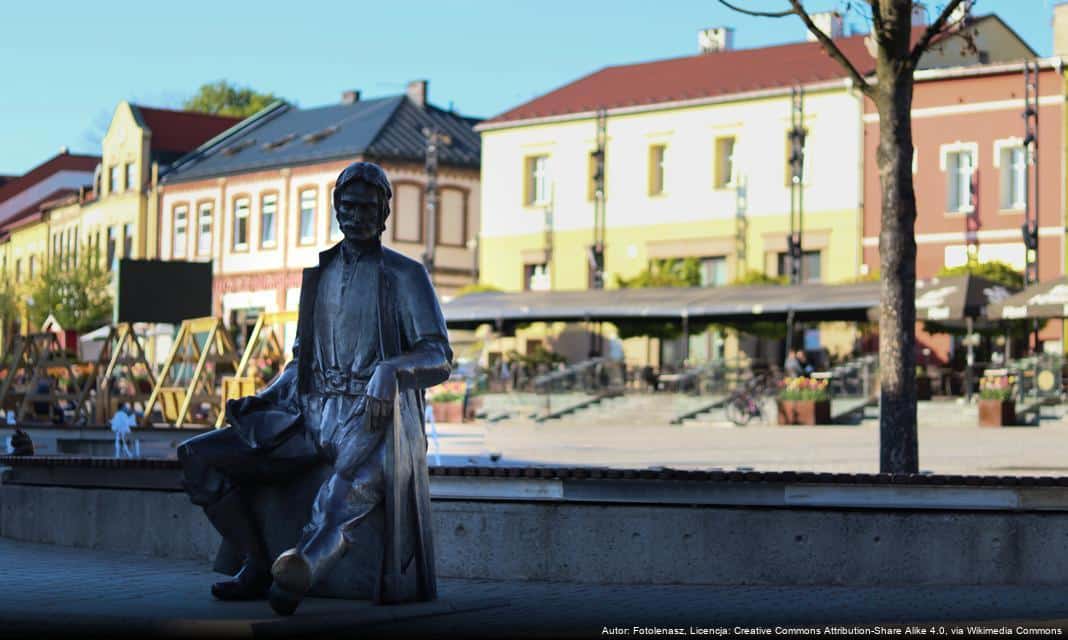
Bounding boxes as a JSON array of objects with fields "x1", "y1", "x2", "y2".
[{"x1": 246, "y1": 242, "x2": 451, "y2": 604}]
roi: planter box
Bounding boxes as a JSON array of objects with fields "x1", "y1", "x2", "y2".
[
  {"x1": 916, "y1": 377, "x2": 932, "y2": 401},
  {"x1": 978, "y1": 399, "x2": 1016, "y2": 427},
  {"x1": 777, "y1": 399, "x2": 831, "y2": 426},
  {"x1": 432, "y1": 401, "x2": 463, "y2": 423}
]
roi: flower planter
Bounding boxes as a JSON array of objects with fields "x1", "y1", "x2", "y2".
[
  {"x1": 978, "y1": 399, "x2": 1015, "y2": 427},
  {"x1": 432, "y1": 401, "x2": 463, "y2": 423},
  {"x1": 777, "y1": 399, "x2": 831, "y2": 426}
]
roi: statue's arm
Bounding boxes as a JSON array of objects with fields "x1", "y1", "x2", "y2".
[
  {"x1": 256, "y1": 335, "x2": 300, "y2": 406},
  {"x1": 367, "y1": 265, "x2": 453, "y2": 401}
]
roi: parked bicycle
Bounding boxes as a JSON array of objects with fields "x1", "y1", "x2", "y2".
[{"x1": 724, "y1": 371, "x2": 779, "y2": 426}]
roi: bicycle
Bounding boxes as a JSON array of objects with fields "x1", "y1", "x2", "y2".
[{"x1": 724, "y1": 372, "x2": 778, "y2": 426}]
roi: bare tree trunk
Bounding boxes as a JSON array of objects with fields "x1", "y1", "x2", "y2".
[{"x1": 874, "y1": 5, "x2": 919, "y2": 474}]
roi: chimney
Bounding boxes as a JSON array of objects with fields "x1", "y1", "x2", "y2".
[
  {"x1": 341, "y1": 90, "x2": 361, "y2": 104},
  {"x1": 1055, "y1": 2, "x2": 1068, "y2": 59},
  {"x1": 698, "y1": 27, "x2": 734, "y2": 53},
  {"x1": 807, "y1": 11, "x2": 844, "y2": 41},
  {"x1": 406, "y1": 80, "x2": 428, "y2": 108}
]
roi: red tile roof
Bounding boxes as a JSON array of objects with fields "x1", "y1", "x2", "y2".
[
  {"x1": 132, "y1": 105, "x2": 243, "y2": 154},
  {"x1": 485, "y1": 29, "x2": 923, "y2": 126},
  {"x1": 0, "y1": 152, "x2": 98, "y2": 206}
]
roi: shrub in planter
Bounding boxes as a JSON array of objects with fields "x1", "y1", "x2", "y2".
[
  {"x1": 777, "y1": 377, "x2": 831, "y2": 425},
  {"x1": 978, "y1": 375, "x2": 1016, "y2": 427},
  {"x1": 430, "y1": 391, "x2": 464, "y2": 423}
]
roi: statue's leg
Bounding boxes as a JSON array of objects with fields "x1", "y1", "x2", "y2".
[
  {"x1": 270, "y1": 409, "x2": 385, "y2": 615},
  {"x1": 178, "y1": 428, "x2": 274, "y2": 600}
]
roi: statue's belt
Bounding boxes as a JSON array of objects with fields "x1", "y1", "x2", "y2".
[{"x1": 312, "y1": 368, "x2": 370, "y2": 396}]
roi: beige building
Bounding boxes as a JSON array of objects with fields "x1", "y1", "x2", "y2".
[{"x1": 157, "y1": 82, "x2": 481, "y2": 336}]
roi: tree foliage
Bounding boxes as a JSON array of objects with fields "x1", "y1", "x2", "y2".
[
  {"x1": 731, "y1": 269, "x2": 786, "y2": 286},
  {"x1": 615, "y1": 258, "x2": 702, "y2": 289},
  {"x1": 26, "y1": 255, "x2": 112, "y2": 332},
  {"x1": 936, "y1": 260, "x2": 1024, "y2": 290},
  {"x1": 183, "y1": 81, "x2": 281, "y2": 118}
]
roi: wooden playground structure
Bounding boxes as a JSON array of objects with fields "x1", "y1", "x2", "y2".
[{"x1": 0, "y1": 311, "x2": 297, "y2": 429}]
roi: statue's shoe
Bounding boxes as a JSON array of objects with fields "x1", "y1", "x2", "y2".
[
  {"x1": 269, "y1": 549, "x2": 312, "y2": 616},
  {"x1": 211, "y1": 565, "x2": 272, "y2": 601}
]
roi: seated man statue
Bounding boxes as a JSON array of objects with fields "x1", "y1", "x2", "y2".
[{"x1": 178, "y1": 161, "x2": 451, "y2": 616}]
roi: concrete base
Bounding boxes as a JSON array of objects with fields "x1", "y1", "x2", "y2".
[{"x1": 4, "y1": 483, "x2": 1068, "y2": 587}]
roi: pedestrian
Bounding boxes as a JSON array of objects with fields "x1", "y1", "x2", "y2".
[
  {"x1": 423, "y1": 391, "x2": 442, "y2": 466},
  {"x1": 110, "y1": 402, "x2": 136, "y2": 458}
]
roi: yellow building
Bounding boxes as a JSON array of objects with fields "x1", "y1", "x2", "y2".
[
  {"x1": 475, "y1": 17, "x2": 1029, "y2": 366},
  {"x1": 68, "y1": 102, "x2": 241, "y2": 270}
]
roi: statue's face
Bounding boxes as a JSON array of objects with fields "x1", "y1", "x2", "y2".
[{"x1": 335, "y1": 180, "x2": 384, "y2": 242}]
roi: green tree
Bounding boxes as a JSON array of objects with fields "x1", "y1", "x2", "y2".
[
  {"x1": 936, "y1": 260, "x2": 1023, "y2": 290},
  {"x1": 183, "y1": 81, "x2": 281, "y2": 118},
  {"x1": 26, "y1": 255, "x2": 112, "y2": 332},
  {"x1": 616, "y1": 258, "x2": 702, "y2": 289},
  {"x1": 731, "y1": 269, "x2": 787, "y2": 286}
]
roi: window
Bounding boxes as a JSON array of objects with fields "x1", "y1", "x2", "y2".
[
  {"x1": 125, "y1": 163, "x2": 136, "y2": 192},
  {"x1": 53, "y1": 234, "x2": 61, "y2": 268},
  {"x1": 327, "y1": 186, "x2": 342, "y2": 241},
  {"x1": 299, "y1": 189, "x2": 317, "y2": 245},
  {"x1": 945, "y1": 149, "x2": 976, "y2": 213},
  {"x1": 785, "y1": 129, "x2": 808, "y2": 186},
  {"x1": 699, "y1": 256, "x2": 729, "y2": 287},
  {"x1": 107, "y1": 226, "x2": 117, "y2": 270},
  {"x1": 524, "y1": 155, "x2": 550, "y2": 205},
  {"x1": 232, "y1": 197, "x2": 250, "y2": 250},
  {"x1": 392, "y1": 183, "x2": 422, "y2": 243},
  {"x1": 777, "y1": 250, "x2": 821, "y2": 283},
  {"x1": 714, "y1": 137, "x2": 736, "y2": 189},
  {"x1": 109, "y1": 166, "x2": 119, "y2": 194},
  {"x1": 64, "y1": 229, "x2": 72, "y2": 269},
  {"x1": 260, "y1": 194, "x2": 277, "y2": 247},
  {"x1": 123, "y1": 223, "x2": 134, "y2": 258},
  {"x1": 524, "y1": 262, "x2": 550, "y2": 291},
  {"x1": 648, "y1": 145, "x2": 666, "y2": 195},
  {"x1": 14, "y1": 259, "x2": 21, "y2": 283},
  {"x1": 173, "y1": 205, "x2": 188, "y2": 258},
  {"x1": 1000, "y1": 144, "x2": 1026, "y2": 210},
  {"x1": 28, "y1": 255, "x2": 35, "y2": 279},
  {"x1": 197, "y1": 203, "x2": 213, "y2": 256},
  {"x1": 438, "y1": 188, "x2": 466, "y2": 247},
  {"x1": 587, "y1": 150, "x2": 605, "y2": 201},
  {"x1": 72, "y1": 226, "x2": 78, "y2": 267}
]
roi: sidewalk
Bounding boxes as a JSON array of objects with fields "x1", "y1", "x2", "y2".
[{"x1": 0, "y1": 539, "x2": 1067, "y2": 638}]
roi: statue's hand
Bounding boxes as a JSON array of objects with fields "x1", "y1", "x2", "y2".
[{"x1": 365, "y1": 363, "x2": 397, "y2": 432}]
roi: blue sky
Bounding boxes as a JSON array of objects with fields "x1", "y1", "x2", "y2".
[{"x1": 1, "y1": 0, "x2": 1055, "y2": 175}]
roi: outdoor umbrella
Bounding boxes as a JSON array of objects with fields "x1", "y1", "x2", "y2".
[
  {"x1": 987, "y1": 276, "x2": 1068, "y2": 320},
  {"x1": 865, "y1": 274, "x2": 1017, "y2": 328}
]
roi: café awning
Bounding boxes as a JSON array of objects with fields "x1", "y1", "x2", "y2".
[{"x1": 987, "y1": 276, "x2": 1068, "y2": 320}]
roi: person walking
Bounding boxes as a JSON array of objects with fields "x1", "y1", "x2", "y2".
[
  {"x1": 423, "y1": 391, "x2": 442, "y2": 466},
  {"x1": 110, "y1": 403, "x2": 136, "y2": 458}
]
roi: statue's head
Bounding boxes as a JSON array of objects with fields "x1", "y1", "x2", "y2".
[{"x1": 333, "y1": 161, "x2": 393, "y2": 242}]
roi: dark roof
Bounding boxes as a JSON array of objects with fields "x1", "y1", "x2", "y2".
[
  {"x1": 0, "y1": 152, "x2": 98, "y2": 206},
  {"x1": 130, "y1": 105, "x2": 242, "y2": 154},
  {"x1": 0, "y1": 187, "x2": 79, "y2": 233},
  {"x1": 484, "y1": 16, "x2": 1022, "y2": 126},
  {"x1": 161, "y1": 95, "x2": 481, "y2": 184}
]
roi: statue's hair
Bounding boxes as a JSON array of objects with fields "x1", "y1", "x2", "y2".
[{"x1": 333, "y1": 162, "x2": 393, "y2": 226}]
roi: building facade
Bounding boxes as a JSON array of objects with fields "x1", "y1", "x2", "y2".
[
  {"x1": 157, "y1": 82, "x2": 481, "y2": 333},
  {"x1": 476, "y1": 14, "x2": 1029, "y2": 365}
]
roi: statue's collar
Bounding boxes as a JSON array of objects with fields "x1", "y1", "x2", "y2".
[{"x1": 319, "y1": 238, "x2": 382, "y2": 267}]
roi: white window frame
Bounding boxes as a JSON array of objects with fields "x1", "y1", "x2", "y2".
[
  {"x1": 173, "y1": 205, "x2": 188, "y2": 258},
  {"x1": 328, "y1": 187, "x2": 342, "y2": 241},
  {"x1": 531, "y1": 156, "x2": 550, "y2": 206},
  {"x1": 125, "y1": 163, "x2": 136, "y2": 192},
  {"x1": 260, "y1": 194, "x2": 278, "y2": 248},
  {"x1": 197, "y1": 203, "x2": 213, "y2": 257},
  {"x1": 233, "y1": 197, "x2": 250, "y2": 250},
  {"x1": 993, "y1": 137, "x2": 1026, "y2": 211},
  {"x1": 939, "y1": 141, "x2": 979, "y2": 214},
  {"x1": 299, "y1": 189, "x2": 317, "y2": 245}
]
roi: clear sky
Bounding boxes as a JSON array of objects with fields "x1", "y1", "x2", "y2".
[{"x1": 0, "y1": 0, "x2": 1056, "y2": 175}]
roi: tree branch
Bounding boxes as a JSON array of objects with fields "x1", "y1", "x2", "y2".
[
  {"x1": 717, "y1": 0, "x2": 794, "y2": 18},
  {"x1": 785, "y1": 0, "x2": 875, "y2": 98},
  {"x1": 910, "y1": 0, "x2": 968, "y2": 66}
]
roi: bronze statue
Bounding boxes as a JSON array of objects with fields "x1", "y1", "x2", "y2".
[{"x1": 178, "y1": 162, "x2": 451, "y2": 616}]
